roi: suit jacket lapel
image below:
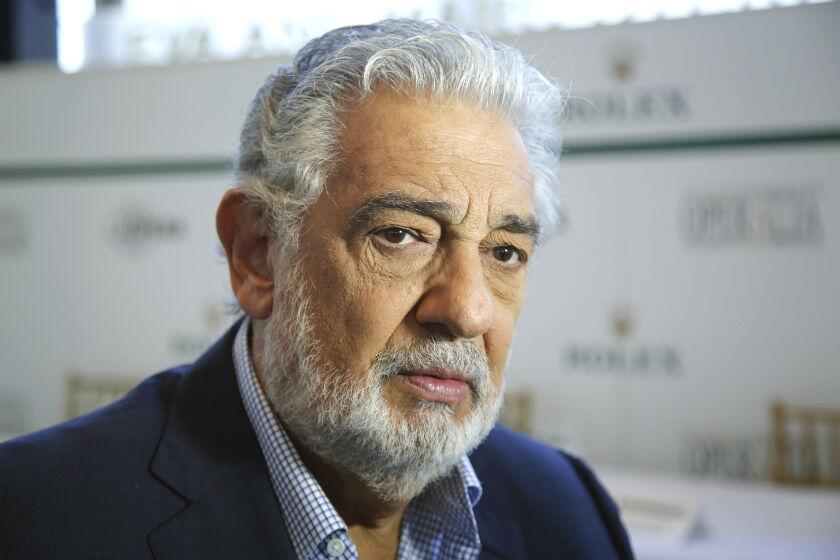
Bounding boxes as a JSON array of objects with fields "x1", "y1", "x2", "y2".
[
  {"x1": 474, "y1": 509, "x2": 522, "y2": 560},
  {"x1": 147, "y1": 323, "x2": 295, "y2": 559},
  {"x1": 470, "y1": 446, "x2": 525, "y2": 560}
]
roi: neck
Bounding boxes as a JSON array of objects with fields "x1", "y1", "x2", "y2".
[
  {"x1": 290, "y1": 428, "x2": 410, "y2": 528},
  {"x1": 290, "y1": 430, "x2": 409, "y2": 560}
]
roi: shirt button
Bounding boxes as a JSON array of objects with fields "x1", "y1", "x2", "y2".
[{"x1": 326, "y1": 538, "x2": 346, "y2": 557}]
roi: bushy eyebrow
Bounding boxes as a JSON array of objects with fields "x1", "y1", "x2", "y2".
[
  {"x1": 493, "y1": 214, "x2": 540, "y2": 239},
  {"x1": 347, "y1": 192, "x2": 458, "y2": 233},
  {"x1": 346, "y1": 191, "x2": 539, "y2": 240}
]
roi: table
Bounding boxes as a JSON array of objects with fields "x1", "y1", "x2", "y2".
[{"x1": 597, "y1": 466, "x2": 840, "y2": 560}]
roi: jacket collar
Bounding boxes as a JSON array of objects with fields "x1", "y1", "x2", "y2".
[
  {"x1": 147, "y1": 320, "x2": 296, "y2": 559},
  {"x1": 470, "y1": 440, "x2": 524, "y2": 560}
]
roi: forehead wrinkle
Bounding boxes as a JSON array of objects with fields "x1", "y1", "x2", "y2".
[
  {"x1": 424, "y1": 143, "x2": 533, "y2": 196},
  {"x1": 358, "y1": 124, "x2": 518, "y2": 170}
]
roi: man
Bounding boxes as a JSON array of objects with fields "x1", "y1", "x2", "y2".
[{"x1": 0, "y1": 20, "x2": 631, "y2": 560}]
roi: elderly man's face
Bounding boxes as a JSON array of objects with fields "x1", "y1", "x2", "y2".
[
  {"x1": 217, "y1": 87, "x2": 538, "y2": 500},
  {"x1": 294, "y1": 90, "x2": 536, "y2": 424}
]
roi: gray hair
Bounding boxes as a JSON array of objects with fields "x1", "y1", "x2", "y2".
[{"x1": 236, "y1": 19, "x2": 566, "y2": 251}]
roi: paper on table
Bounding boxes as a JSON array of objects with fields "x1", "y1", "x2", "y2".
[{"x1": 611, "y1": 488, "x2": 703, "y2": 545}]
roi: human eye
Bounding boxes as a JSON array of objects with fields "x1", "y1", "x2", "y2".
[
  {"x1": 490, "y1": 245, "x2": 526, "y2": 267},
  {"x1": 373, "y1": 226, "x2": 420, "y2": 246}
]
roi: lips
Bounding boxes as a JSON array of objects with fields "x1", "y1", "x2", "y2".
[{"x1": 398, "y1": 367, "x2": 471, "y2": 406}]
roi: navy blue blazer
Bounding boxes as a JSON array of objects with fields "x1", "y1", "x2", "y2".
[{"x1": 0, "y1": 324, "x2": 633, "y2": 559}]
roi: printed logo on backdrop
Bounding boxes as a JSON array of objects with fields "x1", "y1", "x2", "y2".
[
  {"x1": 683, "y1": 433, "x2": 769, "y2": 481},
  {"x1": 607, "y1": 40, "x2": 639, "y2": 83},
  {"x1": 0, "y1": 206, "x2": 29, "y2": 256},
  {"x1": 107, "y1": 201, "x2": 187, "y2": 256},
  {"x1": 167, "y1": 302, "x2": 228, "y2": 361},
  {"x1": 566, "y1": 40, "x2": 692, "y2": 127},
  {"x1": 682, "y1": 185, "x2": 823, "y2": 248},
  {"x1": 561, "y1": 303, "x2": 683, "y2": 377},
  {"x1": 562, "y1": 344, "x2": 682, "y2": 376}
]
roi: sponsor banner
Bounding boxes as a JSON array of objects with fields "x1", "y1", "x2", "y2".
[
  {"x1": 2, "y1": 5, "x2": 837, "y2": 166},
  {"x1": 504, "y1": 4, "x2": 840, "y2": 141},
  {"x1": 0, "y1": 176, "x2": 231, "y2": 431},
  {"x1": 511, "y1": 147, "x2": 839, "y2": 474}
]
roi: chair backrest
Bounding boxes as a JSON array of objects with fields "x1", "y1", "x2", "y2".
[
  {"x1": 498, "y1": 388, "x2": 535, "y2": 435},
  {"x1": 770, "y1": 401, "x2": 840, "y2": 488},
  {"x1": 64, "y1": 372, "x2": 141, "y2": 420}
]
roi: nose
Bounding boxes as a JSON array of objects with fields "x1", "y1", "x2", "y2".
[{"x1": 414, "y1": 249, "x2": 494, "y2": 340}]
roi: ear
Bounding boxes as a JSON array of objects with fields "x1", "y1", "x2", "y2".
[{"x1": 216, "y1": 189, "x2": 274, "y2": 319}]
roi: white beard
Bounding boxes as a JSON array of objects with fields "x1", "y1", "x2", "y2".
[{"x1": 256, "y1": 259, "x2": 504, "y2": 502}]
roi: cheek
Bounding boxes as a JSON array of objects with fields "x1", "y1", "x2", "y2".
[
  {"x1": 483, "y1": 269, "x2": 525, "y2": 372},
  {"x1": 483, "y1": 310, "x2": 519, "y2": 386},
  {"x1": 484, "y1": 266, "x2": 527, "y2": 308},
  {"x1": 347, "y1": 280, "x2": 422, "y2": 345},
  {"x1": 304, "y1": 249, "x2": 423, "y2": 371}
]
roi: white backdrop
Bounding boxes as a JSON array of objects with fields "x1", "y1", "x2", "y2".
[
  {"x1": 1, "y1": 4, "x2": 838, "y2": 477},
  {"x1": 516, "y1": 146, "x2": 839, "y2": 472}
]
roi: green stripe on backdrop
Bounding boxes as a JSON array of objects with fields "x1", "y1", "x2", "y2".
[
  {"x1": 2, "y1": 129, "x2": 839, "y2": 181},
  {"x1": 0, "y1": 159, "x2": 231, "y2": 181},
  {"x1": 565, "y1": 129, "x2": 840, "y2": 156}
]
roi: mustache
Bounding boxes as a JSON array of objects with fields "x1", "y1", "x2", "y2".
[{"x1": 369, "y1": 339, "x2": 491, "y2": 391}]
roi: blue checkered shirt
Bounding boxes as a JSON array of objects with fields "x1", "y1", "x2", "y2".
[{"x1": 232, "y1": 318, "x2": 483, "y2": 560}]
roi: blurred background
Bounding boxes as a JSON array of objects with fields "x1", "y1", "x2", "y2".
[{"x1": 1, "y1": 1, "x2": 839, "y2": 558}]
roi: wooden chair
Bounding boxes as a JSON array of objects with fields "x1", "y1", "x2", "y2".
[
  {"x1": 770, "y1": 400, "x2": 840, "y2": 488},
  {"x1": 498, "y1": 388, "x2": 535, "y2": 435},
  {"x1": 64, "y1": 372, "x2": 141, "y2": 420}
]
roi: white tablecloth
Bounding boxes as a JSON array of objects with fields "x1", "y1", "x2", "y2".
[{"x1": 597, "y1": 466, "x2": 840, "y2": 560}]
